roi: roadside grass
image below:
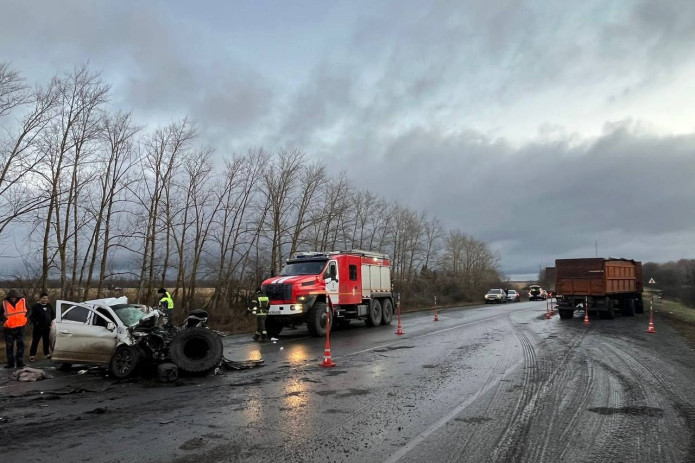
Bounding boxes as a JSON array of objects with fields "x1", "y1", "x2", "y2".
[{"x1": 648, "y1": 292, "x2": 695, "y2": 347}]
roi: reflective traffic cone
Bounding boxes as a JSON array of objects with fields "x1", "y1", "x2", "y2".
[
  {"x1": 583, "y1": 307, "x2": 590, "y2": 326},
  {"x1": 646, "y1": 308, "x2": 656, "y2": 334},
  {"x1": 545, "y1": 300, "x2": 552, "y2": 319},
  {"x1": 395, "y1": 299, "x2": 404, "y2": 335},
  {"x1": 320, "y1": 345, "x2": 336, "y2": 367},
  {"x1": 320, "y1": 298, "x2": 336, "y2": 367},
  {"x1": 433, "y1": 308, "x2": 439, "y2": 322}
]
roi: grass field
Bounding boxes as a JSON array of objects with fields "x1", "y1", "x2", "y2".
[{"x1": 647, "y1": 290, "x2": 695, "y2": 347}]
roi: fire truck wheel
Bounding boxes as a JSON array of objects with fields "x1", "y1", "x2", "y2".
[
  {"x1": 365, "y1": 299, "x2": 383, "y2": 327},
  {"x1": 307, "y1": 301, "x2": 328, "y2": 337},
  {"x1": 265, "y1": 317, "x2": 283, "y2": 337},
  {"x1": 380, "y1": 299, "x2": 393, "y2": 325}
]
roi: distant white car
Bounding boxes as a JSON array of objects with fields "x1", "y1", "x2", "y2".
[
  {"x1": 506, "y1": 290, "x2": 521, "y2": 302},
  {"x1": 484, "y1": 289, "x2": 507, "y2": 304}
]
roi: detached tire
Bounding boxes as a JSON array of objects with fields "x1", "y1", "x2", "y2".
[
  {"x1": 109, "y1": 344, "x2": 141, "y2": 379},
  {"x1": 169, "y1": 327, "x2": 223, "y2": 375},
  {"x1": 380, "y1": 299, "x2": 394, "y2": 325}
]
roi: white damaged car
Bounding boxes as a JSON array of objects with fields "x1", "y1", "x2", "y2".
[{"x1": 50, "y1": 297, "x2": 223, "y2": 378}]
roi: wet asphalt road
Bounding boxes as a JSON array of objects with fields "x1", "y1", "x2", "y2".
[{"x1": 2, "y1": 301, "x2": 695, "y2": 463}]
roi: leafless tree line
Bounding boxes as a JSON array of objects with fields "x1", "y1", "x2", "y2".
[{"x1": 0, "y1": 63, "x2": 502, "y2": 313}]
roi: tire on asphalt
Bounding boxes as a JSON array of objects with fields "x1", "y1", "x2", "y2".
[
  {"x1": 559, "y1": 309, "x2": 573, "y2": 319},
  {"x1": 109, "y1": 344, "x2": 141, "y2": 379},
  {"x1": 380, "y1": 299, "x2": 394, "y2": 325},
  {"x1": 306, "y1": 301, "x2": 328, "y2": 337},
  {"x1": 169, "y1": 327, "x2": 223, "y2": 374},
  {"x1": 365, "y1": 299, "x2": 382, "y2": 327},
  {"x1": 604, "y1": 299, "x2": 615, "y2": 320}
]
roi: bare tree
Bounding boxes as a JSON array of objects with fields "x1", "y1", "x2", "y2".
[
  {"x1": 78, "y1": 111, "x2": 140, "y2": 299},
  {"x1": 0, "y1": 64, "x2": 58, "y2": 240},
  {"x1": 261, "y1": 149, "x2": 304, "y2": 275},
  {"x1": 36, "y1": 65, "x2": 110, "y2": 295},
  {"x1": 135, "y1": 118, "x2": 196, "y2": 303}
]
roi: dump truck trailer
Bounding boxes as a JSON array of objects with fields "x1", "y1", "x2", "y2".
[{"x1": 555, "y1": 258, "x2": 643, "y2": 320}]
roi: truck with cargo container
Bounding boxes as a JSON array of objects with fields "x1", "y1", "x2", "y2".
[
  {"x1": 555, "y1": 258, "x2": 643, "y2": 320},
  {"x1": 261, "y1": 250, "x2": 394, "y2": 337}
]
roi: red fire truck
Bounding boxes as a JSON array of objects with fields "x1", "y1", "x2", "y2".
[{"x1": 261, "y1": 250, "x2": 394, "y2": 337}]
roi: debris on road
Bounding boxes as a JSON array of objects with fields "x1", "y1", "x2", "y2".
[
  {"x1": 220, "y1": 358, "x2": 265, "y2": 370},
  {"x1": 10, "y1": 367, "x2": 53, "y2": 382}
]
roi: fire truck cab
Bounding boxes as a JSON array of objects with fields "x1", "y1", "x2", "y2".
[{"x1": 261, "y1": 250, "x2": 394, "y2": 337}]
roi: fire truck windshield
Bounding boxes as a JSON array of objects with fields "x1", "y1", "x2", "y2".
[{"x1": 280, "y1": 260, "x2": 327, "y2": 276}]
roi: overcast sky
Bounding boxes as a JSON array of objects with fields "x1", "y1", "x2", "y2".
[{"x1": 2, "y1": 0, "x2": 694, "y2": 279}]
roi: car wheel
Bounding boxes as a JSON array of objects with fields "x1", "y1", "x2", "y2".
[
  {"x1": 169, "y1": 327, "x2": 223, "y2": 375},
  {"x1": 109, "y1": 344, "x2": 141, "y2": 379}
]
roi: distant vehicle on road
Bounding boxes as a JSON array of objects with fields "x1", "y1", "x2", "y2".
[
  {"x1": 506, "y1": 290, "x2": 521, "y2": 302},
  {"x1": 528, "y1": 285, "x2": 547, "y2": 301},
  {"x1": 484, "y1": 289, "x2": 507, "y2": 304}
]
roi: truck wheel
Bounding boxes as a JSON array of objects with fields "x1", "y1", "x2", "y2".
[
  {"x1": 604, "y1": 300, "x2": 615, "y2": 320},
  {"x1": 380, "y1": 299, "x2": 393, "y2": 325},
  {"x1": 169, "y1": 327, "x2": 223, "y2": 375},
  {"x1": 559, "y1": 309, "x2": 573, "y2": 319},
  {"x1": 635, "y1": 296, "x2": 644, "y2": 314},
  {"x1": 622, "y1": 298, "x2": 635, "y2": 317},
  {"x1": 109, "y1": 344, "x2": 141, "y2": 379},
  {"x1": 265, "y1": 317, "x2": 283, "y2": 337},
  {"x1": 307, "y1": 302, "x2": 328, "y2": 337},
  {"x1": 365, "y1": 299, "x2": 382, "y2": 327}
]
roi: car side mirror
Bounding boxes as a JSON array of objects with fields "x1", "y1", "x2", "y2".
[
  {"x1": 330, "y1": 267, "x2": 337, "y2": 279},
  {"x1": 106, "y1": 322, "x2": 116, "y2": 331}
]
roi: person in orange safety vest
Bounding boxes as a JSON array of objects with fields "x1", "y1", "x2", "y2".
[{"x1": 2, "y1": 289, "x2": 28, "y2": 368}]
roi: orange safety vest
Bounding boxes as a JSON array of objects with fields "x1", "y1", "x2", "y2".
[{"x1": 3, "y1": 298, "x2": 28, "y2": 328}]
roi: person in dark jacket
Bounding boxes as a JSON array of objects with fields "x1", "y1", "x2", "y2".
[
  {"x1": 29, "y1": 292, "x2": 55, "y2": 361},
  {"x1": 2, "y1": 289, "x2": 28, "y2": 368}
]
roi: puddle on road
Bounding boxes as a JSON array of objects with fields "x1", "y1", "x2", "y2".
[{"x1": 588, "y1": 406, "x2": 664, "y2": 417}]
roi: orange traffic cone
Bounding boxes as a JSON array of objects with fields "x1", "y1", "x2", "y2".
[
  {"x1": 395, "y1": 297, "x2": 404, "y2": 335},
  {"x1": 545, "y1": 300, "x2": 552, "y2": 319},
  {"x1": 320, "y1": 345, "x2": 336, "y2": 367},
  {"x1": 583, "y1": 307, "x2": 590, "y2": 326},
  {"x1": 646, "y1": 308, "x2": 656, "y2": 334},
  {"x1": 433, "y1": 296, "x2": 439, "y2": 322},
  {"x1": 320, "y1": 298, "x2": 336, "y2": 367}
]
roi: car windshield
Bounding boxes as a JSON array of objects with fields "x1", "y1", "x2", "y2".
[
  {"x1": 280, "y1": 260, "x2": 327, "y2": 276},
  {"x1": 110, "y1": 304, "x2": 149, "y2": 327},
  {"x1": 508, "y1": 291, "x2": 516, "y2": 294},
  {"x1": 488, "y1": 289, "x2": 503, "y2": 294}
]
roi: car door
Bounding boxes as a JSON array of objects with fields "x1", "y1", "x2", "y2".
[{"x1": 52, "y1": 301, "x2": 119, "y2": 364}]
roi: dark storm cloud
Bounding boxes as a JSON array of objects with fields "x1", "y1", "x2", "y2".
[{"x1": 2, "y1": 0, "x2": 694, "y2": 277}]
